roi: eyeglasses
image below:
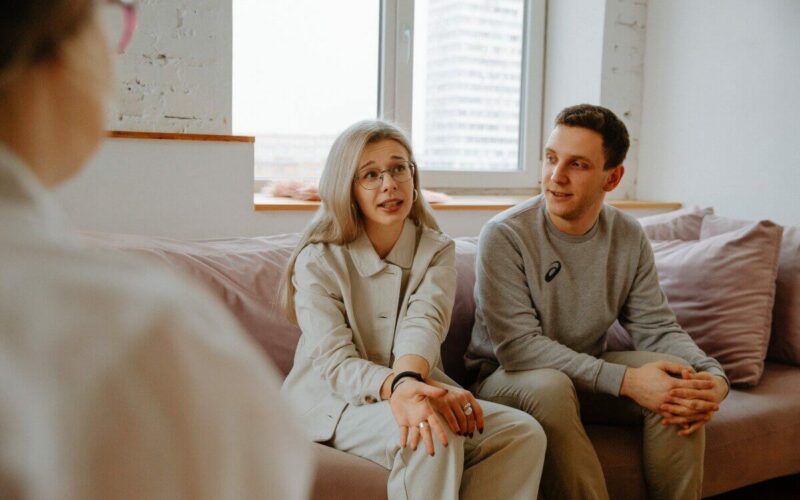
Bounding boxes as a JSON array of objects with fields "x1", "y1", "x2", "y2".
[
  {"x1": 355, "y1": 162, "x2": 415, "y2": 190},
  {"x1": 100, "y1": 0, "x2": 138, "y2": 54}
]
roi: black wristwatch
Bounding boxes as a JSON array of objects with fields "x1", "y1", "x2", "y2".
[{"x1": 390, "y1": 371, "x2": 424, "y2": 395}]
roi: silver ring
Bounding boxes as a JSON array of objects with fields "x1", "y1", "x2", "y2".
[
  {"x1": 418, "y1": 421, "x2": 428, "y2": 430},
  {"x1": 463, "y1": 402, "x2": 473, "y2": 416}
]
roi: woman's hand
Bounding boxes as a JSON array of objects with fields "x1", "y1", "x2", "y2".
[
  {"x1": 389, "y1": 380, "x2": 449, "y2": 456},
  {"x1": 425, "y1": 379, "x2": 485, "y2": 437}
]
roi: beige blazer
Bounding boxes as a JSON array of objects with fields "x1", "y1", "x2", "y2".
[{"x1": 281, "y1": 219, "x2": 457, "y2": 442}]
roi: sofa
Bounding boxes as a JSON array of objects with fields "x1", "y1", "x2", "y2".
[{"x1": 83, "y1": 208, "x2": 800, "y2": 499}]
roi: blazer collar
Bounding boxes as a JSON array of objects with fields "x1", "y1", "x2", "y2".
[{"x1": 349, "y1": 219, "x2": 417, "y2": 277}]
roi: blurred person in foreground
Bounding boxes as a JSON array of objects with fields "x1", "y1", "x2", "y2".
[{"x1": 0, "y1": 1, "x2": 313, "y2": 498}]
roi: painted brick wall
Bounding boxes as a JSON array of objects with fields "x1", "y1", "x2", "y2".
[
  {"x1": 601, "y1": 0, "x2": 649, "y2": 200},
  {"x1": 108, "y1": 0, "x2": 232, "y2": 134}
]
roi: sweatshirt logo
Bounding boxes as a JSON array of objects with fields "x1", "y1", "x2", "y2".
[{"x1": 545, "y1": 261, "x2": 562, "y2": 282}]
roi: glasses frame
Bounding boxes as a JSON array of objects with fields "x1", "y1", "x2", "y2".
[
  {"x1": 354, "y1": 161, "x2": 416, "y2": 190},
  {"x1": 106, "y1": 0, "x2": 138, "y2": 54}
]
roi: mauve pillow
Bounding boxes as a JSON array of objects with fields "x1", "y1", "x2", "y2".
[
  {"x1": 82, "y1": 232, "x2": 303, "y2": 377},
  {"x1": 701, "y1": 216, "x2": 800, "y2": 366},
  {"x1": 649, "y1": 220, "x2": 783, "y2": 386},
  {"x1": 638, "y1": 206, "x2": 714, "y2": 241}
]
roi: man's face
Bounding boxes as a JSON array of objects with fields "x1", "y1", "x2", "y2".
[{"x1": 541, "y1": 125, "x2": 623, "y2": 230}]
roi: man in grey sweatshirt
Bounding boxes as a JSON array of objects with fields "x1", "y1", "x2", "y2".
[{"x1": 465, "y1": 104, "x2": 729, "y2": 500}]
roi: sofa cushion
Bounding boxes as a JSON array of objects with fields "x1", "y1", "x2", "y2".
[
  {"x1": 638, "y1": 206, "x2": 714, "y2": 241},
  {"x1": 701, "y1": 216, "x2": 800, "y2": 366},
  {"x1": 442, "y1": 238, "x2": 479, "y2": 387},
  {"x1": 646, "y1": 220, "x2": 782, "y2": 385},
  {"x1": 82, "y1": 232, "x2": 304, "y2": 376}
]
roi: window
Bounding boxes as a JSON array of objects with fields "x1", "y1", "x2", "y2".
[{"x1": 234, "y1": 0, "x2": 545, "y2": 191}]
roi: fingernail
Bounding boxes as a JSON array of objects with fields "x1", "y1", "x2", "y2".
[
  {"x1": 469, "y1": 433, "x2": 473, "y2": 438},
  {"x1": 479, "y1": 428, "x2": 484, "y2": 434}
]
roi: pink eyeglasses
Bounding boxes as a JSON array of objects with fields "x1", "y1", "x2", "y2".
[{"x1": 101, "y1": 0, "x2": 137, "y2": 54}]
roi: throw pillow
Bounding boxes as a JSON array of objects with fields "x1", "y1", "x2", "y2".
[
  {"x1": 638, "y1": 206, "x2": 714, "y2": 241},
  {"x1": 650, "y1": 219, "x2": 783, "y2": 385},
  {"x1": 701, "y1": 216, "x2": 800, "y2": 366}
]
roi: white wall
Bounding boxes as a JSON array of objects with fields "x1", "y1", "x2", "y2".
[
  {"x1": 110, "y1": 0, "x2": 232, "y2": 133},
  {"x1": 542, "y1": 0, "x2": 648, "y2": 201},
  {"x1": 638, "y1": 0, "x2": 800, "y2": 226}
]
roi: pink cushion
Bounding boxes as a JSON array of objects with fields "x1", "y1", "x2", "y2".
[
  {"x1": 638, "y1": 206, "x2": 714, "y2": 241},
  {"x1": 701, "y1": 217, "x2": 800, "y2": 366},
  {"x1": 82, "y1": 232, "x2": 303, "y2": 376},
  {"x1": 649, "y1": 220, "x2": 783, "y2": 385}
]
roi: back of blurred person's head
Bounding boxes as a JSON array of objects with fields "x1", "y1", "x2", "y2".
[{"x1": 0, "y1": 0, "x2": 115, "y2": 187}]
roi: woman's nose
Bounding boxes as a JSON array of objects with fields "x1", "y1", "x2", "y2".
[{"x1": 380, "y1": 172, "x2": 398, "y2": 191}]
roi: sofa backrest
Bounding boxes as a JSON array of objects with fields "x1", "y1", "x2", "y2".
[{"x1": 84, "y1": 232, "x2": 480, "y2": 386}]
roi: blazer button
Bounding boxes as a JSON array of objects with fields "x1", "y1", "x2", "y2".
[{"x1": 378, "y1": 313, "x2": 388, "y2": 319}]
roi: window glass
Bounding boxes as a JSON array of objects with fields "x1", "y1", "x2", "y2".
[
  {"x1": 233, "y1": 0, "x2": 379, "y2": 183},
  {"x1": 412, "y1": 0, "x2": 526, "y2": 172}
]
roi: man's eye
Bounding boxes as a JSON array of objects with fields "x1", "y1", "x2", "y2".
[{"x1": 546, "y1": 156, "x2": 556, "y2": 164}]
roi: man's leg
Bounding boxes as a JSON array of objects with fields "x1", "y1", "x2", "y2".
[
  {"x1": 474, "y1": 367, "x2": 609, "y2": 500},
  {"x1": 582, "y1": 351, "x2": 705, "y2": 500}
]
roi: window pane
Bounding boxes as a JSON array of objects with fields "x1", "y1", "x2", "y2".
[
  {"x1": 233, "y1": 0, "x2": 379, "y2": 183},
  {"x1": 412, "y1": 0, "x2": 526, "y2": 172}
]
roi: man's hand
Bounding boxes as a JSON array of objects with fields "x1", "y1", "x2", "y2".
[
  {"x1": 619, "y1": 361, "x2": 715, "y2": 414},
  {"x1": 659, "y1": 372, "x2": 728, "y2": 436}
]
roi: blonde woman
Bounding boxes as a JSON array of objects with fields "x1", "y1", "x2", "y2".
[{"x1": 281, "y1": 120, "x2": 546, "y2": 500}]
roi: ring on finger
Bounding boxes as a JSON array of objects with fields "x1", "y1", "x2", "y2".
[
  {"x1": 418, "y1": 421, "x2": 428, "y2": 431},
  {"x1": 462, "y1": 402, "x2": 473, "y2": 416}
]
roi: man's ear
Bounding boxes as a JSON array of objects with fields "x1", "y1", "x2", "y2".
[{"x1": 603, "y1": 165, "x2": 625, "y2": 192}]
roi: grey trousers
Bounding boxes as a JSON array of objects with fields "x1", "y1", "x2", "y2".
[
  {"x1": 329, "y1": 398, "x2": 547, "y2": 500},
  {"x1": 473, "y1": 351, "x2": 705, "y2": 500}
]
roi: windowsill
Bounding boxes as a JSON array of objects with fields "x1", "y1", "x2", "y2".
[{"x1": 254, "y1": 194, "x2": 682, "y2": 212}]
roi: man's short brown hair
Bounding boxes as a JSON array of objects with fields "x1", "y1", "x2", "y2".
[{"x1": 555, "y1": 104, "x2": 630, "y2": 169}]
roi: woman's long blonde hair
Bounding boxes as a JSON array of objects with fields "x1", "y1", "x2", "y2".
[{"x1": 280, "y1": 119, "x2": 440, "y2": 324}]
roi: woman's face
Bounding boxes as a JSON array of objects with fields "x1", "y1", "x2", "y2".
[{"x1": 352, "y1": 139, "x2": 415, "y2": 235}]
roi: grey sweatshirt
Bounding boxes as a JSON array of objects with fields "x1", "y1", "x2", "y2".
[{"x1": 465, "y1": 195, "x2": 726, "y2": 396}]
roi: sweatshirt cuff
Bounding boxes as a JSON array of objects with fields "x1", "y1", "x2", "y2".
[{"x1": 596, "y1": 361, "x2": 628, "y2": 396}]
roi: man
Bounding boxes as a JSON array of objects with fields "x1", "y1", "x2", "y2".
[{"x1": 465, "y1": 104, "x2": 729, "y2": 500}]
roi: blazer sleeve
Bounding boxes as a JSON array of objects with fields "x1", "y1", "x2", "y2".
[
  {"x1": 293, "y1": 246, "x2": 393, "y2": 405},
  {"x1": 393, "y1": 239, "x2": 457, "y2": 371}
]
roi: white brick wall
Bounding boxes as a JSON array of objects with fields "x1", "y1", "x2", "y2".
[{"x1": 108, "y1": 0, "x2": 232, "y2": 134}]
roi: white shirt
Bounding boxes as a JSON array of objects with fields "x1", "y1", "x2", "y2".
[{"x1": 0, "y1": 144, "x2": 313, "y2": 500}]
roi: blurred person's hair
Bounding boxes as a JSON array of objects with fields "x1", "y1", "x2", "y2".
[
  {"x1": 280, "y1": 119, "x2": 440, "y2": 324},
  {"x1": 0, "y1": 0, "x2": 94, "y2": 92}
]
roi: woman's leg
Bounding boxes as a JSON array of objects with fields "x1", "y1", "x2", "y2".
[
  {"x1": 460, "y1": 400, "x2": 547, "y2": 500},
  {"x1": 330, "y1": 401, "x2": 465, "y2": 500}
]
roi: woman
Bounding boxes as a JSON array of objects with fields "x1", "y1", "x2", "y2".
[
  {"x1": 0, "y1": 2, "x2": 312, "y2": 498},
  {"x1": 281, "y1": 119, "x2": 546, "y2": 499}
]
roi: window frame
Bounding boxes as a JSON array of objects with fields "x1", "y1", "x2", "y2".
[{"x1": 379, "y1": 0, "x2": 547, "y2": 190}]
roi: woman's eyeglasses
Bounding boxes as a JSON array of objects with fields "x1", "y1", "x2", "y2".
[
  {"x1": 355, "y1": 162, "x2": 415, "y2": 190},
  {"x1": 100, "y1": 0, "x2": 137, "y2": 54}
]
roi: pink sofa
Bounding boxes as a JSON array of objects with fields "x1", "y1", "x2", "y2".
[{"x1": 83, "y1": 224, "x2": 800, "y2": 499}]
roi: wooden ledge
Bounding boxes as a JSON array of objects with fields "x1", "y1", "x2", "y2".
[
  {"x1": 107, "y1": 131, "x2": 255, "y2": 143},
  {"x1": 254, "y1": 194, "x2": 681, "y2": 212}
]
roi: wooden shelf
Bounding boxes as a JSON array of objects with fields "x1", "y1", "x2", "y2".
[
  {"x1": 254, "y1": 194, "x2": 681, "y2": 212},
  {"x1": 107, "y1": 131, "x2": 255, "y2": 143}
]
